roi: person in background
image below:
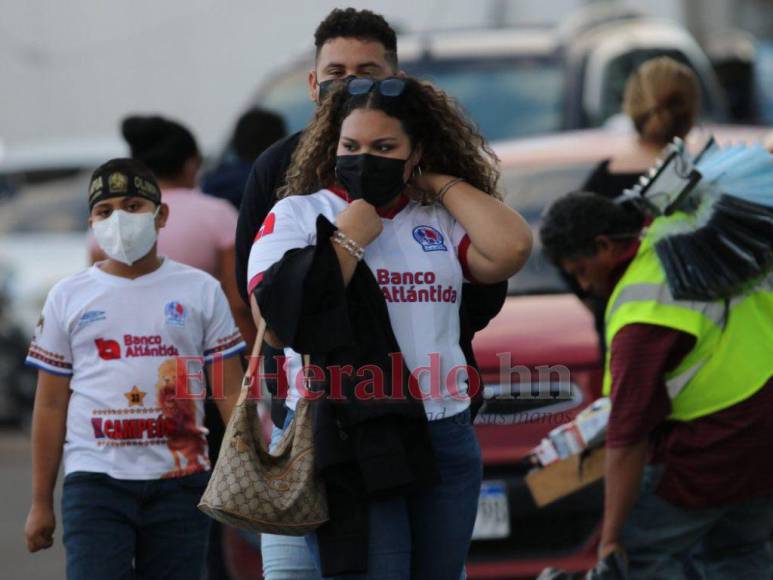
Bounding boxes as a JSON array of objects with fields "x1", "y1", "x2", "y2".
[
  {"x1": 540, "y1": 192, "x2": 773, "y2": 579},
  {"x1": 572, "y1": 57, "x2": 702, "y2": 359},
  {"x1": 583, "y1": 56, "x2": 701, "y2": 198},
  {"x1": 24, "y1": 158, "x2": 245, "y2": 580},
  {"x1": 202, "y1": 108, "x2": 287, "y2": 210},
  {"x1": 89, "y1": 115, "x2": 253, "y2": 345}
]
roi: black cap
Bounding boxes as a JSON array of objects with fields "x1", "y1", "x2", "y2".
[{"x1": 88, "y1": 158, "x2": 161, "y2": 210}]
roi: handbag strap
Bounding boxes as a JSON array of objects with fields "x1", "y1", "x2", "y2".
[
  {"x1": 246, "y1": 316, "x2": 268, "y2": 378},
  {"x1": 302, "y1": 354, "x2": 312, "y2": 393},
  {"x1": 242, "y1": 315, "x2": 311, "y2": 395},
  {"x1": 238, "y1": 315, "x2": 267, "y2": 405}
]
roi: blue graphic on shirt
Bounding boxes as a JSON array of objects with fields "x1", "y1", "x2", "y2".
[
  {"x1": 77, "y1": 310, "x2": 106, "y2": 328},
  {"x1": 164, "y1": 301, "x2": 187, "y2": 326},
  {"x1": 412, "y1": 226, "x2": 448, "y2": 252}
]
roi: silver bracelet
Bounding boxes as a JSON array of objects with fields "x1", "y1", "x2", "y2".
[
  {"x1": 437, "y1": 177, "x2": 465, "y2": 204},
  {"x1": 332, "y1": 230, "x2": 365, "y2": 261}
]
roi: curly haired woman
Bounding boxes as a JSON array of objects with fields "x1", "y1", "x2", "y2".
[{"x1": 247, "y1": 76, "x2": 532, "y2": 579}]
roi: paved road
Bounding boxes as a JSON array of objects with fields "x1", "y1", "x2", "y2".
[{"x1": 0, "y1": 429, "x2": 65, "y2": 579}]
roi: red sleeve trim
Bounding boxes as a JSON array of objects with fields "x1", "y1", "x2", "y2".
[
  {"x1": 27, "y1": 348, "x2": 73, "y2": 370},
  {"x1": 253, "y1": 212, "x2": 276, "y2": 242},
  {"x1": 247, "y1": 272, "x2": 264, "y2": 295},
  {"x1": 204, "y1": 335, "x2": 245, "y2": 357},
  {"x1": 458, "y1": 234, "x2": 482, "y2": 285}
]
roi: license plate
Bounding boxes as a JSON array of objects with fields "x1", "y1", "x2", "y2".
[{"x1": 472, "y1": 480, "x2": 510, "y2": 540}]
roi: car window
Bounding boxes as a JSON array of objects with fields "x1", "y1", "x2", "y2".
[
  {"x1": 757, "y1": 40, "x2": 773, "y2": 124},
  {"x1": 257, "y1": 56, "x2": 565, "y2": 142},
  {"x1": 409, "y1": 57, "x2": 564, "y2": 141},
  {"x1": 595, "y1": 49, "x2": 719, "y2": 126},
  {"x1": 0, "y1": 171, "x2": 89, "y2": 234},
  {"x1": 258, "y1": 68, "x2": 315, "y2": 136},
  {"x1": 501, "y1": 163, "x2": 596, "y2": 295}
]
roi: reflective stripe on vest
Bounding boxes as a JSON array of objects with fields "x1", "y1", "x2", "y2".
[
  {"x1": 665, "y1": 361, "x2": 703, "y2": 399},
  {"x1": 607, "y1": 283, "x2": 728, "y2": 329},
  {"x1": 602, "y1": 218, "x2": 773, "y2": 421}
]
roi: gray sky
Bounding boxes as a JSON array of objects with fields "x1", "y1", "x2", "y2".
[{"x1": 1, "y1": 0, "x2": 681, "y2": 152}]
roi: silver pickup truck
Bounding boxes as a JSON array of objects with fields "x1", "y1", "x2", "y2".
[{"x1": 247, "y1": 9, "x2": 728, "y2": 143}]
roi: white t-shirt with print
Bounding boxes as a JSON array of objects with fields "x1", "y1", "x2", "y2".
[
  {"x1": 26, "y1": 258, "x2": 245, "y2": 480},
  {"x1": 247, "y1": 189, "x2": 476, "y2": 421}
]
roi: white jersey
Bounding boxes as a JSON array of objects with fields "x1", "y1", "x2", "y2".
[
  {"x1": 26, "y1": 259, "x2": 245, "y2": 480},
  {"x1": 247, "y1": 188, "x2": 476, "y2": 421}
]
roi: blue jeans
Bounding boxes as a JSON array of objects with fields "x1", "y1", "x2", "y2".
[
  {"x1": 307, "y1": 408, "x2": 482, "y2": 579},
  {"x1": 622, "y1": 465, "x2": 773, "y2": 580},
  {"x1": 61, "y1": 470, "x2": 211, "y2": 580},
  {"x1": 260, "y1": 410, "x2": 322, "y2": 580}
]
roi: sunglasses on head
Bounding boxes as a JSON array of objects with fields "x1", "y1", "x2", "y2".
[
  {"x1": 318, "y1": 76, "x2": 406, "y2": 100},
  {"x1": 346, "y1": 77, "x2": 406, "y2": 97}
]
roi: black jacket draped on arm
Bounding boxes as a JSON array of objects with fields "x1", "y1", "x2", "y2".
[{"x1": 253, "y1": 213, "x2": 506, "y2": 575}]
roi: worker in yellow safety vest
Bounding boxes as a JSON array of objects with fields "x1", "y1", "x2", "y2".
[{"x1": 540, "y1": 191, "x2": 773, "y2": 580}]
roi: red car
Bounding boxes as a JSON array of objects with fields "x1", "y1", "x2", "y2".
[{"x1": 222, "y1": 124, "x2": 769, "y2": 580}]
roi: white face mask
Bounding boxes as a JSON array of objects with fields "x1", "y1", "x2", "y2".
[{"x1": 92, "y1": 208, "x2": 159, "y2": 266}]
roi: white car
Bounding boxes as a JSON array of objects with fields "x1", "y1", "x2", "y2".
[
  {"x1": 249, "y1": 8, "x2": 727, "y2": 143},
  {"x1": 0, "y1": 138, "x2": 128, "y2": 336}
]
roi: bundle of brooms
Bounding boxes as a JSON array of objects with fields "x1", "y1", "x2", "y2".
[{"x1": 617, "y1": 138, "x2": 773, "y2": 301}]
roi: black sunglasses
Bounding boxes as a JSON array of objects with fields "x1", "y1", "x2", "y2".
[
  {"x1": 318, "y1": 76, "x2": 406, "y2": 101},
  {"x1": 346, "y1": 77, "x2": 406, "y2": 97}
]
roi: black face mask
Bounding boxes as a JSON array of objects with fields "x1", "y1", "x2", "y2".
[{"x1": 335, "y1": 154, "x2": 408, "y2": 207}]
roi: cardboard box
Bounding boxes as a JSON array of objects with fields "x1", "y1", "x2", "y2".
[{"x1": 526, "y1": 447, "x2": 606, "y2": 507}]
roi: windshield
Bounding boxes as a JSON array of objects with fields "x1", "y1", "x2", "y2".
[
  {"x1": 409, "y1": 57, "x2": 564, "y2": 141},
  {"x1": 257, "y1": 56, "x2": 564, "y2": 142},
  {"x1": 500, "y1": 162, "x2": 596, "y2": 295}
]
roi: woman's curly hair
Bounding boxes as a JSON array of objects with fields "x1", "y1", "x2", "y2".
[{"x1": 277, "y1": 77, "x2": 501, "y2": 201}]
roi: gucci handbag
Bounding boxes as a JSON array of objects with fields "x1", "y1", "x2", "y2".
[{"x1": 198, "y1": 319, "x2": 328, "y2": 535}]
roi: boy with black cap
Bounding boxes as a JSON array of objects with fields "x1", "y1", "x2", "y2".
[{"x1": 24, "y1": 158, "x2": 246, "y2": 580}]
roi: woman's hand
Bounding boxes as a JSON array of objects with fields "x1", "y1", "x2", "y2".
[
  {"x1": 427, "y1": 175, "x2": 533, "y2": 284},
  {"x1": 335, "y1": 199, "x2": 383, "y2": 247},
  {"x1": 25, "y1": 503, "x2": 55, "y2": 552},
  {"x1": 333, "y1": 200, "x2": 382, "y2": 287}
]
